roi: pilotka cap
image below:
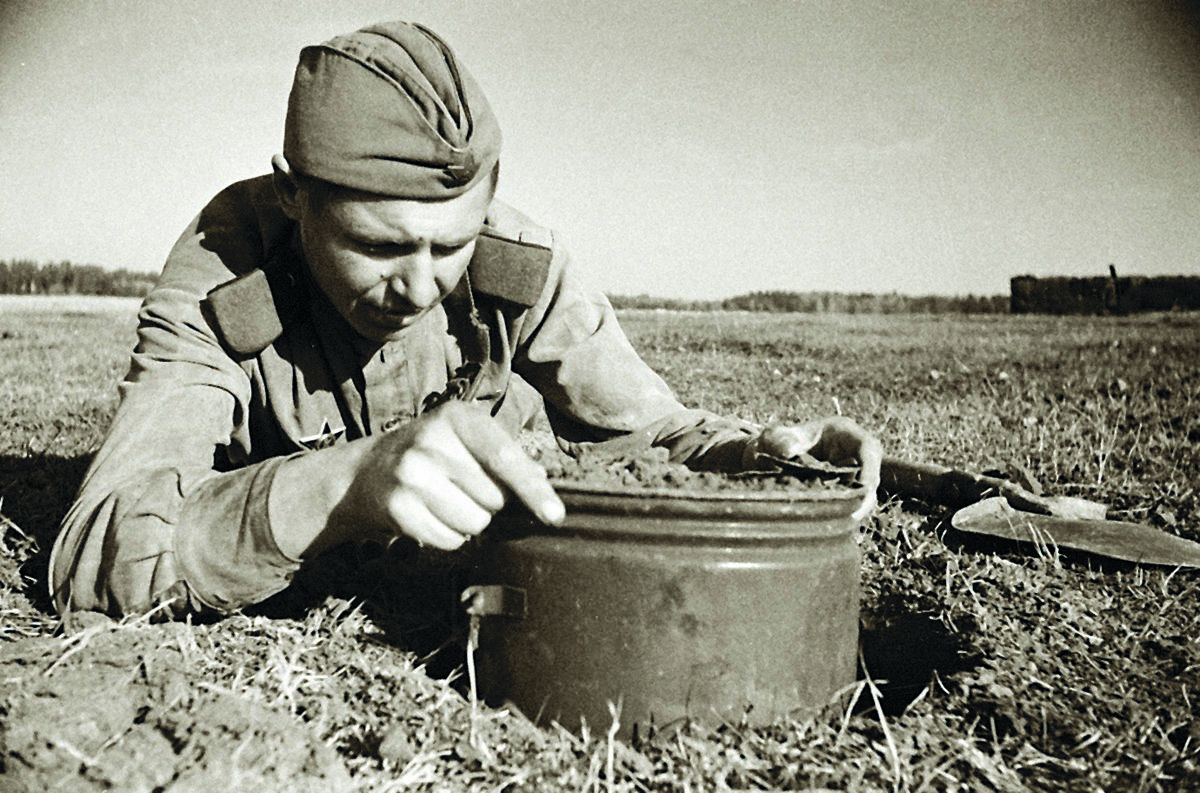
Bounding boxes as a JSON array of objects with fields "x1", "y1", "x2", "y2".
[{"x1": 283, "y1": 21, "x2": 501, "y2": 199}]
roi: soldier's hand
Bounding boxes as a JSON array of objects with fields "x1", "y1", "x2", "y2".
[
  {"x1": 754, "y1": 418, "x2": 883, "y2": 522},
  {"x1": 342, "y1": 402, "x2": 564, "y2": 550}
]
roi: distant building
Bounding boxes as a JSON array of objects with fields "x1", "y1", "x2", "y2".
[{"x1": 1010, "y1": 270, "x2": 1200, "y2": 315}]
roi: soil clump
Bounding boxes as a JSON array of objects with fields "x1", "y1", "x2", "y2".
[
  {"x1": 532, "y1": 444, "x2": 858, "y2": 495},
  {"x1": 0, "y1": 622, "x2": 352, "y2": 793}
]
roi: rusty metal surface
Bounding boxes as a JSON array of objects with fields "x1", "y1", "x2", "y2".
[{"x1": 468, "y1": 487, "x2": 862, "y2": 738}]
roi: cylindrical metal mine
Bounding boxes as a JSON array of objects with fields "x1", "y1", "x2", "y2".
[{"x1": 466, "y1": 483, "x2": 863, "y2": 739}]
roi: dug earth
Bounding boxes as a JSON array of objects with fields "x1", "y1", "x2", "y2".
[
  {"x1": 0, "y1": 624, "x2": 352, "y2": 792},
  {"x1": 533, "y1": 443, "x2": 857, "y2": 494}
]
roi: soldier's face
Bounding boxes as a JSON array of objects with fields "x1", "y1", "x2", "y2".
[{"x1": 296, "y1": 176, "x2": 493, "y2": 342}]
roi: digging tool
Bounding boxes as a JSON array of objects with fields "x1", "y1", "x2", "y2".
[
  {"x1": 760, "y1": 454, "x2": 1200, "y2": 568},
  {"x1": 950, "y1": 497, "x2": 1200, "y2": 567},
  {"x1": 880, "y1": 457, "x2": 1200, "y2": 567},
  {"x1": 878, "y1": 457, "x2": 1108, "y2": 521}
]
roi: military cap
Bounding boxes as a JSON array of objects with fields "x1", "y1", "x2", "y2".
[{"x1": 283, "y1": 21, "x2": 500, "y2": 199}]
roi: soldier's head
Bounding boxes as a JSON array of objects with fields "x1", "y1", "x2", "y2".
[{"x1": 273, "y1": 21, "x2": 501, "y2": 342}]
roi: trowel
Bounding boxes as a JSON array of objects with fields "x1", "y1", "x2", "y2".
[
  {"x1": 763, "y1": 454, "x2": 1200, "y2": 568},
  {"x1": 881, "y1": 457, "x2": 1200, "y2": 568},
  {"x1": 947, "y1": 496, "x2": 1200, "y2": 567}
]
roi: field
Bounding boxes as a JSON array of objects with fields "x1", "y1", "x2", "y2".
[{"x1": 2, "y1": 296, "x2": 1199, "y2": 791}]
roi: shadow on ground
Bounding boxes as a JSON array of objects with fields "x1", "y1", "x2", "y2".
[
  {"x1": 858, "y1": 609, "x2": 981, "y2": 717},
  {"x1": 0, "y1": 452, "x2": 93, "y2": 614},
  {"x1": 251, "y1": 539, "x2": 474, "y2": 678}
]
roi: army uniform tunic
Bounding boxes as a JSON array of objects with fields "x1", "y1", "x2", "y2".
[{"x1": 49, "y1": 176, "x2": 757, "y2": 618}]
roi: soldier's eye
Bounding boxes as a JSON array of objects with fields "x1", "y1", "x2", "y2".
[
  {"x1": 432, "y1": 242, "x2": 468, "y2": 257},
  {"x1": 356, "y1": 240, "x2": 399, "y2": 257}
]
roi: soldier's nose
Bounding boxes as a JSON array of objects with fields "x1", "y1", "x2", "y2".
[
  {"x1": 406, "y1": 277, "x2": 440, "y2": 309},
  {"x1": 388, "y1": 256, "x2": 440, "y2": 309}
]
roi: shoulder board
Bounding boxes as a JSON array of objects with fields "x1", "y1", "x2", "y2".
[
  {"x1": 468, "y1": 228, "x2": 552, "y2": 307},
  {"x1": 203, "y1": 265, "x2": 303, "y2": 356}
]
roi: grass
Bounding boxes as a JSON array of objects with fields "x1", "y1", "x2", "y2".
[{"x1": 2, "y1": 297, "x2": 1199, "y2": 791}]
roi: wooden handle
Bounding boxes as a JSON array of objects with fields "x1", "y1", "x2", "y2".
[{"x1": 880, "y1": 456, "x2": 1054, "y2": 515}]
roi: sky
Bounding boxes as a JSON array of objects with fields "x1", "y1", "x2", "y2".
[{"x1": 3, "y1": 0, "x2": 1200, "y2": 300}]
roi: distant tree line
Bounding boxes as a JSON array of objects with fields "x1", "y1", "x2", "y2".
[
  {"x1": 0, "y1": 260, "x2": 155, "y2": 297},
  {"x1": 3, "y1": 259, "x2": 1018, "y2": 314},
  {"x1": 609, "y1": 290, "x2": 1008, "y2": 314}
]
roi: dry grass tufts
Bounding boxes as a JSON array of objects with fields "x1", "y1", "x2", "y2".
[{"x1": 2, "y1": 305, "x2": 1200, "y2": 790}]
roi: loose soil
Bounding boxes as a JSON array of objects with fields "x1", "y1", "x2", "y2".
[
  {"x1": 0, "y1": 620, "x2": 353, "y2": 793},
  {"x1": 533, "y1": 443, "x2": 858, "y2": 494}
]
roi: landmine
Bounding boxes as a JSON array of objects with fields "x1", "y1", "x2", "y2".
[{"x1": 466, "y1": 444, "x2": 865, "y2": 739}]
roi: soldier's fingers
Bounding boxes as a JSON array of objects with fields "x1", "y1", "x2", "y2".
[
  {"x1": 386, "y1": 490, "x2": 469, "y2": 551},
  {"x1": 818, "y1": 421, "x2": 883, "y2": 519},
  {"x1": 857, "y1": 432, "x2": 883, "y2": 487},
  {"x1": 757, "y1": 424, "x2": 820, "y2": 460},
  {"x1": 852, "y1": 489, "x2": 878, "y2": 523},
  {"x1": 402, "y1": 407, "x2": 506, "y2": 511},
  {"x1": 811, "y1": 418, "x2": 871, "y2": 465},
  {"x1": 442, "y1": 404, "x2": 565, "y2": 526},
  {"x1": 404, "y1": 435, "x2": 507, "y2": 514},
  {"x1": 395, "y1": 453, "x2": 494, "y2": 535},
  {"x1": 852, "y1": 434, "x2": 882, "y2": 523}
]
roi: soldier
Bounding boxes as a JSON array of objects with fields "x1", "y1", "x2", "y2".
[{"x1": 50, "y1": 21, "x2": 882, "y2": 618}]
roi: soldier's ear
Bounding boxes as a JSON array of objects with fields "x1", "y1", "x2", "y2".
[{"x1": 271, "y1": 154, "x2": 304, "y2": 221}]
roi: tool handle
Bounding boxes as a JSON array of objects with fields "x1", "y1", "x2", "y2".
[{"x1": 880, "y1": 456, "x2": 1054, "y2": 515}]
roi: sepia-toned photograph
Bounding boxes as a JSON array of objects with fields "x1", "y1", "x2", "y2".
[{"x1": 2, "y1": 1, "x2": 1199, "y2": 789}]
